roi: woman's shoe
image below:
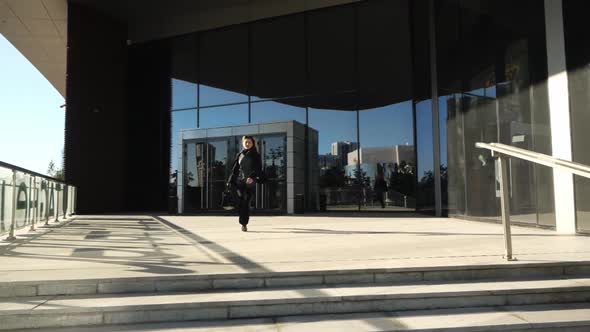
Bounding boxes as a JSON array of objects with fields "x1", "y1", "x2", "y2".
[{"x1": 241, "y1": 225, "x2": 247, "y2": 232}]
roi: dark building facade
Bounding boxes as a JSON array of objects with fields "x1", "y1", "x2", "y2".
[{"x1": 63, "y1": 0, "x2": 590, "y2": 233}]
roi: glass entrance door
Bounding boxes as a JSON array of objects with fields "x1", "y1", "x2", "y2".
[
  {"x1": 207, "y1": 139, "x2": 230, "y2": 210},
  {"x1": 184, "y1": 138, "x2": 230, "y2": 211},
  {"x1": 256, "y1": 135, "x2": 287, "y2": 211},
  {"x1": 184, "y1": 135, "x2": 287, "y2": 212}
]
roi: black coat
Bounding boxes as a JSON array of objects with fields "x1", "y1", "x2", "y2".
[
  {"x1": 374, "y1": 178, "x2": 388, "y2": 192},
  {"x1": 228, "y1": 148, "x2": 264, "y2": 184}
]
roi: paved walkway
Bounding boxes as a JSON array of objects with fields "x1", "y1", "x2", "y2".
[{"x1": 0, "y1": 213, "x2": 589, "y2": 282}]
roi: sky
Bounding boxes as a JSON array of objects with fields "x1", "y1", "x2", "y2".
[{"x1": 0, "y1": 34, "x2": 65, "y2": 176}]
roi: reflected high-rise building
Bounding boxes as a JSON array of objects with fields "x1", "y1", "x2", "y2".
[
  {"x1": 345, "y1": 145, "x2": 415, "y2": 188},
  {"x1": 331, "y1": 141, "x2": 358, "y2": 167},
  {"x1": 347, "y1": 145, "x2": 414, "y2": 167}
]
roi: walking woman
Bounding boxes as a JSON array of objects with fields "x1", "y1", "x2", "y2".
[{"x1": 227, "y1": 136, "x2": 264, "y2": 232}]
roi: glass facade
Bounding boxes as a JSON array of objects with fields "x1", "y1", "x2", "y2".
[
  {"x1": 564, "y1": 0, "x2": 590, "y2": 233},
  {"x1": 169, "y1": 0, "x2": 418, "y2": 213},
  {"x1": 166, "y1": 0, "x2": 556, "y2": 223},
  {"x1": 170, "y1": 109, "x2": 197, "y2": 191},
  {"x1": 435, "y1": 0, "x2": 555, "y2": 226}
]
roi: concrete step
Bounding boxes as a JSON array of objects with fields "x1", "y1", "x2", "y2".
[
  {"x1": 8, "y1": 303, "x2": 590, "y2": 332},
  {"x1": 2, "y1": 261, "x2": 589, "y2": 298},
  {"x1": 1, "y1": 277, "x2": 590, "y2": 330}
]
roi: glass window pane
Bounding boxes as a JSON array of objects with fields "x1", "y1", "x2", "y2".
[
  {"x1": 415, "y1": 100, "x2": 435, "y2": 213},
  {"x1": 439, "y1": 95, "x2": 448, "y2": 212},
  {"x1": 199, "y1": 104, "x2": 248, "y2": 128},
  {"x1": 464, "y1": 94, "x2": 499, "y2": 219},
  {"x1": 564, "y1": 0, "x2": 590, "y2": 232},
  {"x1": 441, "y1": 93, "x2": 466, "y2": 215},
  {"x1": 184, "y1": 141, "x2": 205, "y2": 212},
  {"x1": 358, "y1": 0, "x2": 412, "y2": 107},
  {"x1": 251, "y1": 99, "x2": 306, "y2": 125},
  {"x1": 308, "y1": 6, "x2": 355, "y2": 96},
  {"x1": 258, "y1": 135, "x2": 287, "y2": 212},
  {"x1": 171, "y1": 35, "x2": 198, "y2": 110},
  {"x1": 359, "y1": 102, "x2": 415, "y2": 211},
  {"x1": 199, "y1": 25, "x2": 248, "y2": 106},
  {"x1": 172, "y1": 79, "x2": 197, "y2": 110},
  {"x1": 250, "y1": 14, "x2": 306, "y2": 100},
  {"x1": 309, "y1": 100, "x2": 359, "y2": 211},
  {"x1": 171, "y1": 110, "x2": 197, "y2": 186}
]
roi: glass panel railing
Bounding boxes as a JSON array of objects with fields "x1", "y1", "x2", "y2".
[
  {"x1": 0, "y1": 161, "x2": 77, "y2": 239},
  {"x1": 14, "y1": 171, "x2": 27, "y2": 229},
  {"x1": 0, "y1": 166, "x2": 13, "y2": 235}
]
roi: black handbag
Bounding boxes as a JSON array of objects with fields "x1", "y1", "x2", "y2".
[{"x1": 221, "y1": 188, "x2": 236, "y2": 210}]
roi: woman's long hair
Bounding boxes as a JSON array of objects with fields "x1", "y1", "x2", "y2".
[{"x1": 242, "y1": 135, "x2": 258, "y2": 153}]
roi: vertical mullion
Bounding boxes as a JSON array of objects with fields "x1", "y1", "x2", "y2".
[
  {"x1": 196, "y1": 33, "x2": 201, "y2": 128},
  {"x1": 429, "y1": 0, "x2": 442, "y2": 216},
  {"x1": 247, "y1": 24, "x2": 252, "y2": 123},
  {"x1": 408, "y1": 0, "x2": 419, "y2": 212},
  {"x1": 354, "y1": 5, "x2": 361, "y2": 211},
  {"x1": 304, "y1": 11, "x2": 310, "y2": 211}
]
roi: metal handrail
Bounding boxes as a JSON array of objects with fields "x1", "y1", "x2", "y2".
[
  {"x1": 0, "y1": 161, "x2": 77, "y2": 241},
  {"x1": 476, "y1": 143, "x2": 590, "y2": 179},
  {"x1": 476, "y1": 142, "x2": 590, "y2": 261},
  {"x1": 0, "y1": 161, "x2": 68, "y2": 185}
]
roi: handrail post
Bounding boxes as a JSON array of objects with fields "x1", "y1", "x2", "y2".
[
  {"x1": 63, "y1": 185, "x2": 67, "y2": 220},
  {"x1": 55, "y1": 186, "x2": 59, "y2": 223},
  {"x1": 29, "y1": 176, "x2": 35, "y2": 231},
  {"x1": 71, "y1": 187, "x2": 75, "y2": 216},
  {"x1": 5, "y1": 170, "x2": 17, "y2": 241},
  {"x1": 44, "y1": 182, "x2": 49, "y2": 226},
  {"x1": 496, "y1": 153, "x2": 516, "y2": 261}
]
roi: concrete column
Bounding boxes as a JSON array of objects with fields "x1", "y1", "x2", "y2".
[{"x1": 545, "y1": 0, "x2": 576, "y2": 233}]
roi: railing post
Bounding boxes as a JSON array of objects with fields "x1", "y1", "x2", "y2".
[
  {"x1": 29, "y1": 176, "x2": 36, "y2": 231},
  {"x1": 54, "y1": 186, "x2": 59, "y2": 223},
  {"x1": 497, "y1": 153, "x2": 516, "y2": 261},
  {"x1": 5, "y1": 170, "x2": 17, "y2": 241},
  {"x1": 63, "y1": 185, "x2": 67, "y2": 220},
  {"x1": 74, "y1": 187, "x2": 77, "y2": 215},
  {"x1": 72, "y1": 187, "x2": 76, "y2": 216},
  {"x1": 44, "y1": 182, "x2": 49, "y2": 226}
]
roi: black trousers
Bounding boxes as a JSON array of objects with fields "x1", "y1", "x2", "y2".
[
  {"x1": 375, "y1": 191, "x2": 385, "y2": 208},
  {"x1": 234, "y1": 181, "x2": 255, "y2": 225}
]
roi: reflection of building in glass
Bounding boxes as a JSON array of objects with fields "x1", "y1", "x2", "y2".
[
  {"x1": 318, "y1": 154, "x2": 340, "y2": 176},
  {"x1": 179, "y1": 121, "x2": 316, "y2": 214},
  {"x1": 194, "y1": 143, "x2": 216, "y2": 188},
  {"x1": 347, "y1": 145, "x2": 414, "y2": 167},
  {"x1": 346, "y1": 146, "x2": 414, "y2": 181},
  {"x1": 331, "y1": 141, "x2": 358, "y2": 167}
]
